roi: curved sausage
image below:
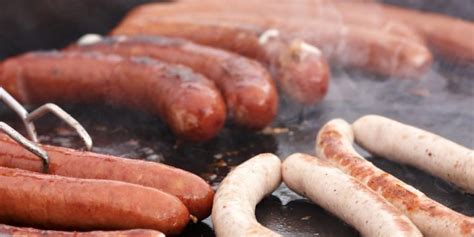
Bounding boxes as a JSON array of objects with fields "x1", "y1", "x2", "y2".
[
  {"x1": 0, "y1": 167, "x2": 189, "y2": 235},
  {"x1": 218, "y1": 0, "x2": 473, "y2": 63},
  {"x1": 212, "y1": 153, "x2": 282, "y2": 237},
  {"x1": 0, "y1": 133, "x2": 213, "y2": 220},
  {"x1": 89, "y1": 34, "x2": 327, "y2": 106},
  {"x1": 323, "y1": 2, "x2": 474, "y2": 64},
  {"x1": 352, "y1": 115, "x2": 474, "y2": 194},
  {"x1": 0, "y1": 51, "x2": 226, "y2": 141},
  {"x1": 112, "y1": 4, "x2": 432, "y2": 77},
  {"x1": 283, "y1": 153, "x2": 422, "y2": 237},
  {"x1": 149, "y1": 0, "x2": 424, "y2": 43},
  {"x1": 316, "y1": 118, "x2": 474, "y2": 237},
  {"x1": 259, "y1": 32, "x2": 329, "y2": 105},
  {"x1": 0, "y1": 224, "x2": 165, "y2": 237},
  {"x1": 66, "y1": 35, "x2": 278, "y2": 128}
]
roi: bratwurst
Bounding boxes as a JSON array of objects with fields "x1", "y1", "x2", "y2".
[
  {"x1": 316, "y1": 118, "x2": 474, "y2": 237},
  {"x1": 283, "y1": 153, "x2": 422, "y2": 237}
]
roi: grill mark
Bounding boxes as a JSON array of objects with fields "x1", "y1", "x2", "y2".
[{"x1": 316, "y1": 121, "x2": 474, "y2": 236}]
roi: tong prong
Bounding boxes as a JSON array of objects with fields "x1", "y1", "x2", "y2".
[
  {"x1": 0, "y1": 88, "x2": 38, "y2": 142},
  {"x1": 25, "y1": 103, "x2": 93, "y2": 151},
  {"x1": 0, "y1": 122, "x2": 49, "y2": 173}
]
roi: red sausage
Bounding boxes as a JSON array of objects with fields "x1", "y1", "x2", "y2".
[
  {"x1": 0, "y1": 167, "x2": 189, "y2": 235},
  {"x1": 0, "y1": 51, "x2": 226, "y2": 141},
  {"x1": 109, "y1": 23, "x2": 329, "y2": 104},
  {"x1": 0, "y1": 133, "x2": 214, "y2": 220},
  {"x1": 66, "y1": 35, "x2": 278, "y2": 128},
  {"x1": 111, "y1": 3, "x2": 432, "y2": 77},
  {"x1": 0, "y1": 224, "x2": 165, "y2": 237}
]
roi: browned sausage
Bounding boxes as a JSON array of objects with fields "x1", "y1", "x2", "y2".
[
  {"x1": 105, "y1": 26, "x2": 329, "y2": 105},
  {"x1": 259, "y1": 34, "x2": 330, "y2": 105},
  {"x1": 0, "y1": 51, "x2": 226, "y2": 141},
  {"x1": 0, "y1": 167, "x2": 189, "y2": 235},
  {"x1": 195, "y1": 0, "x2": 472, "y2": 63},
  {"x1": 0, "y1": 133, "x2": 213, "y2": 220},
  {"x1": 144, "y1": 0, "x2": 424, "y2": 43},
  {"x1": 320, "y1": 1, "x2": 474, "y2": 63},
  {"x1": 66, "y1": 35, "x2": 278, "y2": 128},
  {"x1": 0, "y1": 224, "x2": 165, "y2": 237},
  {"x1": 316, "y1": 119, "x2": 474, "y2": 237},
  {"x1": 111, "y1": 3, "x2": 432, "y2": 77}
]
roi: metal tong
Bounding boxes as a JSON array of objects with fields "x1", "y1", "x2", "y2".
[{"x1": 0, "y1": 87, "x2": 92, "y2": 173}]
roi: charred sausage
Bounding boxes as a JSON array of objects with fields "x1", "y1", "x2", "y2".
[
  {"x1": 0, "y1": 51, "x2": 226, "y2": 141},
  {"x1": 316, "y1": 118, "x2": 474, "y2": 237},
  {"x1": 0, "y1": 133, "x2": 214, "y2": 220},
  {"x1": 66, "y1": 35, "x2": 278, "y2": 127},
  {"x1": 0, "y1": 167, "x2": 189, "y2": 235}
]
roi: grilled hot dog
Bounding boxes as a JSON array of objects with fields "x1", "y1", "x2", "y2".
[
  {"x1": 0, "y1": 167, "x2": 189, "y2": 235},
  {"x1": 0, "y1": 133, "x2": 214, "y2": 220},
  {"x1": 112, "y1": 3, "x2": 432, "y2": 77},
  {"x1": 66, "y1": 35, "x2": 278, "y2": 127},
  {"x1": 0, "y1": 51, "x2": 226, "y2": 141},
  {"x1": 316, "y1": 118, "x2": 474, "y2": 237}
]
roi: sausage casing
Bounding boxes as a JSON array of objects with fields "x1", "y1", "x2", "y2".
[
  {"x1": 66, "y1": 35, "x2": 278, "y2": 128},
  {"x1": 0, "y1": 167, "x2": 189, "y2": 235},
  {"x1": 0, "y1": 51, "x2": 226, "y2": 141},
  {"x1": 0, "y1": 224, "x2": 165, "y2": 237},
  {"x1": 0, "y1": 133, "x2": 214, "y2": 220}
]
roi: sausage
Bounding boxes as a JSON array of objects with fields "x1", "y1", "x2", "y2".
[
  {"x1": 71, "y1": 34, "x2": 327, "y2": 106},
  {"x1": 316, "y1": 118, "x2": 474, "y2": 237},
  {"x1": 352, "y1": 115, "x2": 474, "y2": 194},
  {"x1": 132, "y1": 1, "x2": 423, "y2": 43},
  {"x1": 282, "y1": 153, "x2": 422, "y2": 237},
  {"x1": 0, "y1": 51, "x2": 226, "y2": 141},
  {"x1": 0, "y1": 167, "x2": 189, "y2": 235},
  {"x1": 66, "y1": 35, "x2": 278, "y2": 128},
  {"x1": 88, "y1": 34, "x2": 327, "y2": 106},
  {"x1": 259, "y1": 32, "x2": 330, "y2": 105},
  {"x1": 0, "y1": 133, "x2": 213, "y2": 220},
  {"x1": 215, "y1": 0, "x2": 473, "y2": 63},
  {"x1": 112, "y1": 3, "x2": 432, "y2": 77},
  {"x1": 212, "y1": 153, "x2": 282, "y2": 237},
  {"x1": 0, "y1": 224, "x2": 165, "y2": 237},
  {"x1": 323, "y1": 2, "x2": 474, "y2": 63}
]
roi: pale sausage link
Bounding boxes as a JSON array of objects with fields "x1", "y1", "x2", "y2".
[
  {"x1": 316, "y1": 118, "x2": 474, "y2": 237},
  {"x1": 211, "y1": 153, "x2": 282, "y2": 237}
]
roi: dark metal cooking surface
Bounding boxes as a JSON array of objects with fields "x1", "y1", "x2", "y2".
[{"x1": 0, "y1": 1, "x2": 473, "y2": 236}]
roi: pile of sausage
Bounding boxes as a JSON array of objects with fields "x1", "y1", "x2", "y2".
[
  {"x1": 212, "y1": 115, "x2": 474, "y2": 237},
  {"x1": 2, "y1": 0, "x2": 472, "y2": 141},
  {"x1": 0, "y1": 133, "x2": 215, "y2": 236}
]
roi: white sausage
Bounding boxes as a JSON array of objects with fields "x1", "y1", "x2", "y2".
[
  {"x1": 352, "y1": 115, "x2": 474, "y2": 194},
  {"x1": 282, "y1": 153, "x2": 422, "y2": 237},
  {"x1": 211, "y1": 153, "x2": 282, "y2": 237},
  {"x1": 316, "y1": 118, "x2": 474, "y2": 237}
]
